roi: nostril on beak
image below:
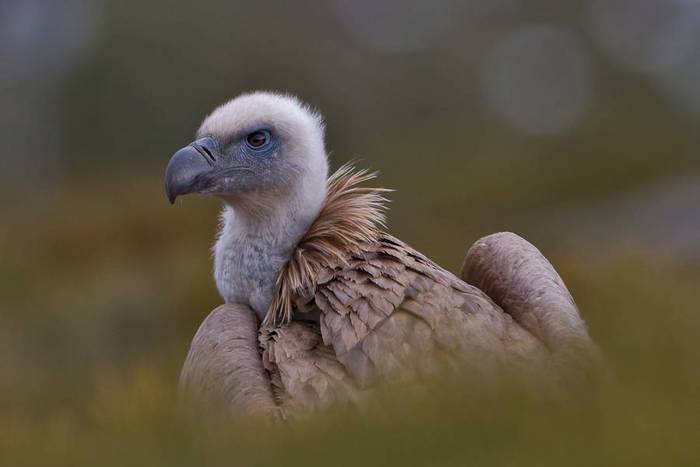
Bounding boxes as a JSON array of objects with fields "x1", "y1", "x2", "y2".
[
  {"x1": 191, "y1": 144, "x2": 215, "y2": 166},
  {"x1": 190, "y1": 137, "x2": 219, "y2": 166},
  {"x1": 200, "y1": 145, "x2": 215, "y2": 162}
]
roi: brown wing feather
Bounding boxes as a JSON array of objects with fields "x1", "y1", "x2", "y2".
[
  {"x1": 259, "y1": 321, "x2": 363, "y2": 416},
  {"x1": 314, "y1": 234, "x2": 549, "y2": 388}
]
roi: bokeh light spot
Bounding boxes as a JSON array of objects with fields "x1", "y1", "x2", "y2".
[{"x1": 483, "y1": 25, "x2": 593, "y2": 135}]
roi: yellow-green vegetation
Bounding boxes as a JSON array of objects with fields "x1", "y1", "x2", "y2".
[{"x1": 1, "y1": 165, "x2": 697, "y2": 467}]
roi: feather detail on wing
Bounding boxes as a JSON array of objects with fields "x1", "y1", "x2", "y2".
[
  {"x1": 259, "y1": 322, "x2": 363, "y2": 416},
  {"x1": 311, "y1": 233, "x2": 550, "y2": 387}
]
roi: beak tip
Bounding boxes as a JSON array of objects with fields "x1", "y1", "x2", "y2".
[
  {"x1": 165, "y1": 183, "x2": 177, "y2": 204},
  {"x1": 164, "y1": 142, "x2": 213, "y2": 205}
]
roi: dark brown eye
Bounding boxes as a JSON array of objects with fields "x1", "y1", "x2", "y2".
[{"x1": 245, "y1": 130, "x2": 269, "y2": 149}]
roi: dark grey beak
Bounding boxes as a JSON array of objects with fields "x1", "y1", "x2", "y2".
[{"x1": 164, "y1": 137, "x2": 217, "y2": 204}]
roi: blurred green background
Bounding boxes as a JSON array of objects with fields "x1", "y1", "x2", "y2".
[{"x1": 1, "y1": 0, "x2": 698, "y2": 465}]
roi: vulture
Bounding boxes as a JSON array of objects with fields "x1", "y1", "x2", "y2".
[{"x1": 165, "y1": 92, "x2": 599, "y2": 419}]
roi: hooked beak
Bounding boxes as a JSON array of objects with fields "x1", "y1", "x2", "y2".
[{"x1": 164, "y1": 137, "x2": 218, "y2": 204}]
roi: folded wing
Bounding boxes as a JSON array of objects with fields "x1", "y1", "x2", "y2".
[
  {"x1": 462, "y1": 232, "x2": 601, "y2": 385},
  {"x1": 179, "y1": 304, "x2": 278, "y2": 419},
  {"x1": 310, "y1": 233, "x2": 553, "y2": 388}
]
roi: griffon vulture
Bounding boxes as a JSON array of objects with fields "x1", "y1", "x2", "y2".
[{"x1": 165, "y1": 92, "x2": 599, "y2": 419}]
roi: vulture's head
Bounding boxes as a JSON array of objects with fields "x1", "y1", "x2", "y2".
[{"x1": 164, "y1": 92, "x2": 328, "y2": 216}]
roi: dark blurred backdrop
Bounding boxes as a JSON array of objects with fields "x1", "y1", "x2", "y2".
[{"x1": 1, "y1": 1, "x2": 698, "y2": 465}]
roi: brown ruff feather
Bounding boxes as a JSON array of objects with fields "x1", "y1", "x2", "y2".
[{"x1": 263, "y1": 163, "x2": 391, "y2": 327}]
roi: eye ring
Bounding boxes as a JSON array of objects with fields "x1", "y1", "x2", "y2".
[{"x1": 245, "y1": 130, "x2": 271, "y2": 149}]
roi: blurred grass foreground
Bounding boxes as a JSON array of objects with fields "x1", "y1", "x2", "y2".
[
  {"x1": 1, "y1": 0, "x2": 700, "y2": 466},
  {"x1": 2, "y1": 182, "x2": 698, "y2": 466}
]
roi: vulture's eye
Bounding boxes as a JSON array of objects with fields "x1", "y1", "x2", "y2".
[{"x1": 245, "y1": 130, "x2": 270, "y2": 150}]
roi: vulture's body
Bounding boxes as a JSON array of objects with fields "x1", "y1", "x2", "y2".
[{"x1": 166, "y1": 92, "x2": 599, "y2": 419}]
